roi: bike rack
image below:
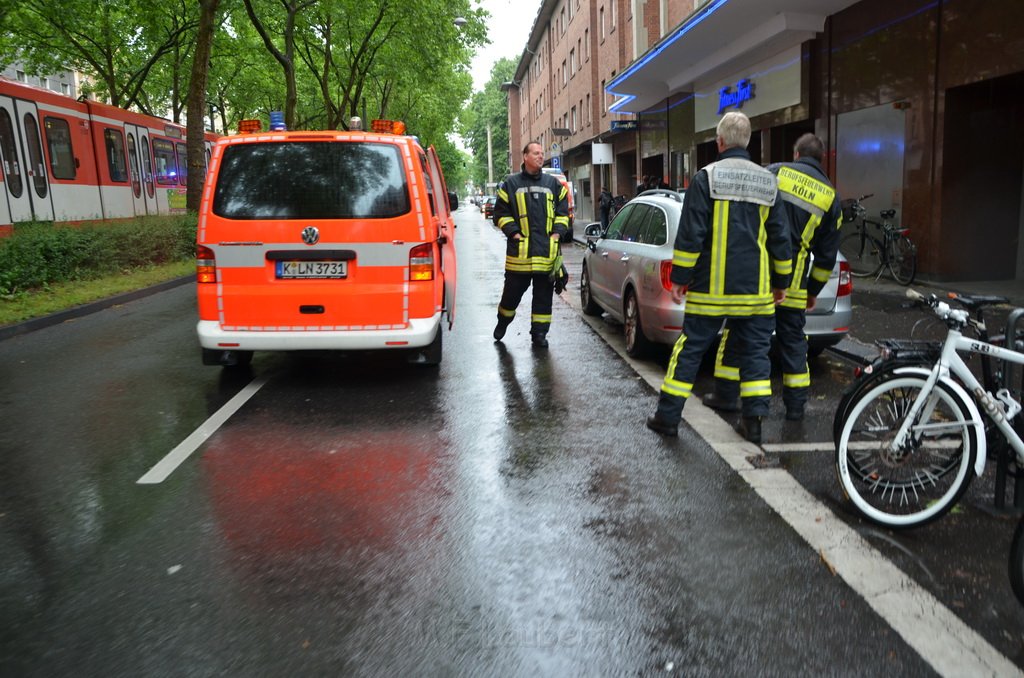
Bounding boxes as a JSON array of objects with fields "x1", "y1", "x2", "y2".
[{"x1": 996, "y1": 307, "x2": 1024, "y2": 510}]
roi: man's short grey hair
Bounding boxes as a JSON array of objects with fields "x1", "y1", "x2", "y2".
[{"x1": 716, "y1": 111, "x2": 751, "y2": 150}]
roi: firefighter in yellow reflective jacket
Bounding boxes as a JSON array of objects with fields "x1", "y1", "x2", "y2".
[
  {"x1": 492, "y1": 142, "x2": 570, "y2": 348},
  {"x1": 646, "y1": 112, "x2": 792, "y2": 444},
  {"x1": 702, "y1": 134, "x2": 842, "y2": 421}
]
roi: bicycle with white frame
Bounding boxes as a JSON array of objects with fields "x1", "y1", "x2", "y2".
[{"x1": 835, "y1": 289, "x2": 1024, "y2": 529}]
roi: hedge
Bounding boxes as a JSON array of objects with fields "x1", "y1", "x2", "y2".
[{"x1": 0, "y1": 216, "x2": 197, "y2": 296}]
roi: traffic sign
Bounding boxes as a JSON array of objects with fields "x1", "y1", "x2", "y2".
[{"x1": 551, "y1": 156, "x2": 560, "y2": 169}]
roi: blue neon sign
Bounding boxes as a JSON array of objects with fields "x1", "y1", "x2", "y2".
[{"x1": 717, "y1": 79, "x2": 756, "y2": 114}]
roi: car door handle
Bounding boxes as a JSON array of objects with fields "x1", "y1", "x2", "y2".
[
  {"x1": 600, "y1": 252, "x2": 609, "y2": 258},
  {"x1": 620, "y1": 255, "x2": 630, "y2": 262}
]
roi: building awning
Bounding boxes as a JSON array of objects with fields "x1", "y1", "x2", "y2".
[{"x1": 608, "y1": 0, "x2": 859, "y2": 114}]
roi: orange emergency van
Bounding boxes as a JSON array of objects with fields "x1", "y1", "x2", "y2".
[{"x1": 195, "y1": 118, "x2": 457, "y2": 367}]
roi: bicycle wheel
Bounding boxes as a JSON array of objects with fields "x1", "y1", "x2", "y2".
[
  {"x1": 835, "y1": 374, "x2": 977, "y2": 528},
  {"x1": 1010, "y1": 515, "x2": 1024, "y2": 606},
  {"x1": 839, "y1": 231, "x2": 883, "y2": 278},
  {"x1": 888, "y1": 235, "x2": 918, "y2": 286},
  {"x1": 832, "y1": 356, "x2": 933, "y2": 446}
]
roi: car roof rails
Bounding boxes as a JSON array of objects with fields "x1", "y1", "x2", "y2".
[{"x1": 638, "y1": 189, "x2": 684, "y2": 202}]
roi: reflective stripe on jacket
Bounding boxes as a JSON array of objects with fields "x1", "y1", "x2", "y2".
[
  {"x1": 670, "y1": 148, "x2": 792, "y2": 317},
  {"x1": 769, "y1": 157, "x2": 842, "y2": 310},
  {"x1": 493, "y1": 169, "x2": 570, "y2": 273}
]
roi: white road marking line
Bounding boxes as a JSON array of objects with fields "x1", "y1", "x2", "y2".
[
  {"x1": 137, "y1": 376, "x2": 268, "y2": 484},
  {"x1": 564, "y1": 287, "x2": 1022, "y2": 677}
]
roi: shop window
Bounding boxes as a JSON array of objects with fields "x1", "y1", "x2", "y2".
[{"x1": 44, "y1": 116, "x2": 76, "y2": 180}]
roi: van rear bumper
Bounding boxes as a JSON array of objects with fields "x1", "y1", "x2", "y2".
[{"x1": 196, "y1": 314, "x2": 441, "y2": 351}]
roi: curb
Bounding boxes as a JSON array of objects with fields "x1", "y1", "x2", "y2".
[{"x1": 0, "y1": 275, "x2": 194, "y2": 342}]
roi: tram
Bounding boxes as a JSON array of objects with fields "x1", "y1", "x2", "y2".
[{"x1": 0, "y1": 76, "x2": 218, "y2": 233}]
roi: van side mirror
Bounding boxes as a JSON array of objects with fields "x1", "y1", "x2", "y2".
[{"x1": 447, "y1": 191, "x2": 458, "y2": 212}]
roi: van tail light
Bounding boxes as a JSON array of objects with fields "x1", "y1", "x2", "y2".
[
  {"x1": 660, "y1": 260, "x2": 673, "y2": 292},
  {"x1": 409, "y1": 243, "x2": 434, "y2": 281},
  {"x1": 837, "y1": 260, "x2": 852, "y2": 297},
  {"x1": 197, "y1": 245, "x2": 216, "y2": 284}
]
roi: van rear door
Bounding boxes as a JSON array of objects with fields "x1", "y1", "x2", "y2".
[
  {"x1": 207, "y1": 138, "x2": 418, "y2": 330},
  {"x1": 426, "y1": 145, "x2": 456, "y2": 328}
]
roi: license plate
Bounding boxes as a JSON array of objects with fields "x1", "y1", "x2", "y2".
[{"x1": 276, "y1": 260, "x2": 347, "y2": 279}]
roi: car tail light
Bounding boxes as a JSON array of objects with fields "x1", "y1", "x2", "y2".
[
  {"x1": 409, "y1": 243, "x2": 434, "y2": 281},
  {"x1": 660, "y1": 260, "x2": 673, "y2": 291},
  {"x1": 197, "y1": 245, "x2": 216, "y2": 284},
  {"x1": 837, "y1": 260, "x2": 852, "y2": 297}
]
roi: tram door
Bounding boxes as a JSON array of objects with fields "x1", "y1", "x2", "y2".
[
  {"x1": 11, "y1": 99, "x2": 54, "y2": 222},
  {"x1": 125, "y1": 124, "x2": 150, "y2": 216},
  {"x1": 0, "y1": 96, "x2": 37, "y2": 223},
  {"x1": 137, "y1": 130, "x2": 158, "y2": 215}
]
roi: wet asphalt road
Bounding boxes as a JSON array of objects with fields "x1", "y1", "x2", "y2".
[{"x1": 0, "y1": 205, "x2": 1019, "y2": 675}]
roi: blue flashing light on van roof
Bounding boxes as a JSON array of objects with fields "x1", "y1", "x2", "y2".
[{"x1": 269, "y1": 111, "x2": 287, "y2": 131}]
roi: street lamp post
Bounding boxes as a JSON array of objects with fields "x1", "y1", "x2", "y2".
[{"x1": 486, "y1": 124, "x2": 494, "y2": 189}]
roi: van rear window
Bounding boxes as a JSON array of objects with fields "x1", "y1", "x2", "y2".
[{"x1": 213, "y1": 141, "x2": 410, "y2": 219}]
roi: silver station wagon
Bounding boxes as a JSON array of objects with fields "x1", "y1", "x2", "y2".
[{"x1": 580, "y1": 190, "x2": 852, "y2": 358}]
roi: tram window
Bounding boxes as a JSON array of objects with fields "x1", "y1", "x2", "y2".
[
  {"x1": 126, "y1": 132, "x2": 141, "y2": 198},
  {"x1": 23, "y1": 112, "x2": 48, "y2": 199},
  {"x1": 176, "y1": 142, "x2": 187, "y2": 185},
  {"x1": 44, "y1": 117, "x2": 76, "y2": 180},
  {"x1": 141, "y1": 135, "x2": 154, "y2": 197},
  {"x1": 0, "y1": 108, "x2": 23, "y2": 198},
  {"x1": 152, "y1": 138, "x2": 177, "y2": 185},
  {"x1": 103, "y1": 129, "x2": 128, "y2": 183}
]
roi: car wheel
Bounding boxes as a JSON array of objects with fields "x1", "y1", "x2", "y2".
[
  {"x1": 624, "y1": 289, "x2": 653, "y2": 358},
  {"x1": 580, "y1": 264, "x2": 603, "y2": 316}
]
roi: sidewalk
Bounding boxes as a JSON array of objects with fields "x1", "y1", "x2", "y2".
[{"x1": 856, "y1": 273, "x2": 1024, "y2": 308}]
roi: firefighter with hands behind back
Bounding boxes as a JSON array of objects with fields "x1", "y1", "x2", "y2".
[
  {"x1": 645, "y1": 111, "x2": 792, "y2": 444},
  {"x1": 702, "y1": 133, "x2": 843, "y2": 422},
  {"x1": 491, "y1": 141, "x2": 571, "y2": 348}
]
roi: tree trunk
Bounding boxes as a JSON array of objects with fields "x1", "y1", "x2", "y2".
[{"x1": 185, "y1": 0, "x2": 220, "y2": 213}]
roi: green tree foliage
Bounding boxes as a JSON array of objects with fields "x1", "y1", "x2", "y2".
[
  {"x1": 459, "y1": 57, "x2": 516, "y2": 191},
  {"x1": 3, "y1": 0, "x2": 200, "y2": 112},
  {"x1": 1, "y1": 0, "x2": 490, "y2": 209}
]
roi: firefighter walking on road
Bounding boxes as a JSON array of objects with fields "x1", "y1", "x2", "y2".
[
  {"x1": 702, "y1": 133, "x2": 843, "y2": 421},
  {"x1": 645, "y1": 111, "x2": 792, "y2": 444},
  {"x1": 492, "y1": 142, "x2": 570, "y2": 348}
]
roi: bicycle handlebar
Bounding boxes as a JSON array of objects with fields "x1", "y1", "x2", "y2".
[{"x1": 906, "y1": 288, "x2": 969, "y2": 326}]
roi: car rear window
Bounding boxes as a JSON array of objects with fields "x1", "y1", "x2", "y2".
[{"x1": 213, "y1": 141, "x2": 410, "y2": 219}]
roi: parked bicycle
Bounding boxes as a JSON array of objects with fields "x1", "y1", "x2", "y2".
[
  {"x1": 831, "y1": 293, "x2": 1009, "y2": 446},
  {"x1": 838, "y1": 193, "x2": 918, "y2": 285},
  {"x1": 834, "y1": 289, "x2": 1024, "y2": 530}
]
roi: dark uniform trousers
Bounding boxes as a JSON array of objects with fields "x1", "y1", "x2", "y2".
[
  {"x1": 497, "y1": 271, "x2": 555, "y2": 336},
  {"x1": 655, "y1": 314, "x2": 775, "y2": 423},
  {"x1": 713, "y1": 307, "x2": 809, "y2": 410}
]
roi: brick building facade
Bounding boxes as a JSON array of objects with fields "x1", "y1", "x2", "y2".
[{"x1": 505, "y1": 0, "x2": 1024, "y2": 281}]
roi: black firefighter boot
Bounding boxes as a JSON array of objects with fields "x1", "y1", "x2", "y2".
[
  {"x1": 741, "y1": 416, "x2": 763, "y2": 445},
  {"x1": 493, "y1": 315, "x2": 513, "y2": 341}
]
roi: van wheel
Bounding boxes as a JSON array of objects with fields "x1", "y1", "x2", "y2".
[
  {"x1": 202, "y1": 348, "x2": 253, "y2": 368},
  {"x1": 411, "y1": 327, "x2": 442, "y2": 366}
]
